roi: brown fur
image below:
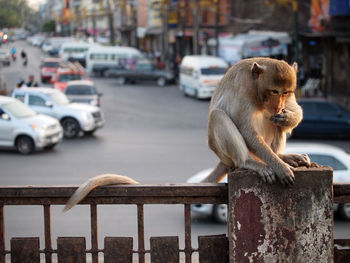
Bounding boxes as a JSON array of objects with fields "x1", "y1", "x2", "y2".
[{"x1": 202, "y1": 57, "x2": 310, "y2": 184}]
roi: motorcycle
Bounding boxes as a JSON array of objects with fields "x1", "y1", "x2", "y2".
[{"x1": 12, "y1": 53, "x2": 16, "y2": 61}]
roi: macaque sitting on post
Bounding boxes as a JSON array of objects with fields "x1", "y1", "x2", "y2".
[
  {"x1": 64, "y1": 57, "x2": 310, "y2": 212},
  {"x1": 201, "y1": 57, "x2": 310, "y2": 184}
]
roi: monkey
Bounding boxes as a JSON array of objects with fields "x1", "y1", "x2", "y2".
[
  {"x1": 64, "y1": 57, "x2": 310, "y2": 212},
  {"x1": 201, "y1": 57, "x2": 311, "y2": 185}
]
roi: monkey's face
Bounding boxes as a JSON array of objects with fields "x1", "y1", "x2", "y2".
[{"x1": 264, "y1": 88, "x2": 293, "y2": 115}]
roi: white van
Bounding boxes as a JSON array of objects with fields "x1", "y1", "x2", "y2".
[
  {"x1": 179, "y1": 55, "x2": 229, "y2": 99},
  {"x1": 85, "y1": 46, "x2": 144, "y2": 77},
  {"x1": 59, "y1": 42, "x2": 99, "y2": 67}
]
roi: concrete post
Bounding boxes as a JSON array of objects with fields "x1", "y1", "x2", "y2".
[{"x1": 228, "y1": 167, "x2": 333, "y2": 263}]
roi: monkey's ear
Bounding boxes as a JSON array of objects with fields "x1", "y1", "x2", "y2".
[
  {"x1": 291, "y1": 62, "x2": 298, "y2": 73},
  {"x1": 251, "y1": 62, "x2": 264, "y2": 80}
]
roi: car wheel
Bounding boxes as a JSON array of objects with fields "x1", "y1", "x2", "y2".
[
  {"x1": 61, "y1": 118, "x2": 80, "y2": 138},
  {"x1": 338, "y1": 203, "x2": 350, "y2": 220},
  {"x1": 117, "y1": 77, "x2": 126, "y2": 85},
  {"x1": 213, "y1": 204, "x2": 227, "y2": 224},
  {"x1": 157, "y1": 77, "x2": 166, "y2": 87},
  {"x1": 16, "y1": 136, "x2": 34, "y2": 155}
]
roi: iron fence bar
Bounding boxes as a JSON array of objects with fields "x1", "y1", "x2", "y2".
[
  {"x1": 184, "y1": 204, "x2": 192, "y2": 263},
  {"x1": 90, "y1": 204, "x2": 99, "y2": 263},
  {"x1": 137, "y1": 204, "x2": 145, "y2": 263},
  {"x1": 0, "y1": 205, "x2": 4, "y2": 263},
  {"x1": 43, "y1": 205, "x2": 52, "y2": 263}
]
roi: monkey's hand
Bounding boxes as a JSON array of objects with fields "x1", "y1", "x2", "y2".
[
  {"x1": 270, "y1": 109, "x2": 294, "y2": 127},
  {"x1": 243, "y1": 159, "x2": 276, "y2": 184},
  {"x1": 278, "y1": 153, "x2": 311, "y2": 168},
  {"x1": 274, "y1": 162, "x2": 295, "y2": 186}
]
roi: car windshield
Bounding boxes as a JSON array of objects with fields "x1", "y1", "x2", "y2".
[
  {"x1": 2, "y1": 100, "x2": 36, "y2": 118},
  {"x1": 200, "y1": 67, "x2": 227, "y2": 75},
  {"x1": 47, "y1": 91, "x2": 70, "y2": 105},
  {"x1": 66, "y1": 85, "x2": 96, "y2": 95},
  {"x1": 43, "y1": 62, "x2": 60, "y2": 68},
  {"x1": 58, "y1": 73, "x2": 83, "y2": 82}
]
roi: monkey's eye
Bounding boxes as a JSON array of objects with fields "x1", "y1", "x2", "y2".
[
  {"x1": 270, "y1": 90, "x2": 279, "y2": 95},
  {"x1": 282, "y1": 91, "x2": 292, "y2": 97}
]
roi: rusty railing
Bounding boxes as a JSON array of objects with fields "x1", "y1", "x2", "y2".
[
  {"x1": 0, "y1": 183, "x2": 228, "y2": 263},
  {"x1": 0, "y1": 182, "x2": 349, "y2": 262}
]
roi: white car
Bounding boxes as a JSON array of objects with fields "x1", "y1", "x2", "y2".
[
  {"x1": 12, "y1": 88, "x2": 105, "y2": 138},
  {"x1": 0, "y1": 96, "x2": 63, "y2": 154},
  {"x1": 187, "y1": 143, "x2": 350, "y2": 223}
]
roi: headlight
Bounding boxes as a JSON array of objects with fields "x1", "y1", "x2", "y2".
[
  {"x1": 31, "y1": 124, "x2": 46, "y2": 134},
  {"x1": 90, "y1": 99, "x2": 98, "y2": 106},
  {"x1": 82, "y1": 112, "x2": 93, "y2": 122}
]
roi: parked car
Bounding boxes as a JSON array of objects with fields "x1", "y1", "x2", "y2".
[
  {"x1": 40, "y1": 57, "x2": 61, "y2": 83},
  {"x1": 0, "y1": 50, "x2": 11, "y2": 66},
  {"x1": 106, "y1": 59, "x2": 174, "y2": 87},
  {"x1": 64, "y1": 80, "x2": 102, "y2": 107},
  {"x1": 187, "y1": 143, "x2": 350, "y2": 223},
  {"x1": 12, "y1": 87, "x2": 105, "y2": 138},
  {"x1": 292, "y1": 99, "x2": 350, "y2": 138},
  {"x1": 0, "y1": 96, "x2": 63, "y2": 154},
  {"x1": 51, "y1": 63, "x2": 88, "y2": 92}
]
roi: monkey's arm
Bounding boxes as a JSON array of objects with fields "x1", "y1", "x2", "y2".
[
  {"x1": 240, "y1": 121, "x2": 295, "y2": 185},
  {"x1": 206, "y1": 109, "x2": 275, "y2": 184}
]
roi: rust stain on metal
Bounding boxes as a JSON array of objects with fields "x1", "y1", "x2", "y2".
[{"x1": 234, "y1": 190, "x2": 265, "y2": 263}]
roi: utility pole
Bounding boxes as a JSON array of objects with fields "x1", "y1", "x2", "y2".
[
  {"x1": 107, "y1": 0, "x2": 115, "y2": 45},
  {"x1": 292, "y1": 0, "x2": 299, "y2": 64},
  {"x1": 92, "y1": 6, "x2": 96, "y2": 42},
  {"x1": 132, "y1": 1, "x2": 138, "y2": 49},
  {"x1": 162, "y1": 0, "x2": 169, "y2": 69},
  {"x1": 179, "y1": 0, "x2": 186, "y2": 57},
  {"x1": 193, "y1": 0, "x2": 200, "y2": 54},
  {"x1": 214, "y1": 0, "x2": 219, "y2": 56}
]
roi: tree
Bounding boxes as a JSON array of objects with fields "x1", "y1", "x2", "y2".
[
  {"x1": 42, "y1": 20, "x2": 55, "y2": 33},
  {"x1": 0, "y1": 0, "x2": 37, "y2": 29}
]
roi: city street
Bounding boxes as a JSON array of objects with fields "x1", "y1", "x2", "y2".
[{"x1": 1, "y1": 41, "x2": 350, "y2": 257}]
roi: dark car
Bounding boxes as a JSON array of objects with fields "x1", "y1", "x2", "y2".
[
  {"x1": 106, "y1": 59, "x2": 174, "y2": 87},
  {"x1": 292, "y1": 99, "x2": 350, "y2": 138}
]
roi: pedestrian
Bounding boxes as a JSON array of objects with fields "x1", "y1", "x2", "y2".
[
  {"x1": 21, "y1": 50, "x2": 27, "y2": 66},
  {"x1": 26, "y1": 75, "x2": 38, "y2": 87}
]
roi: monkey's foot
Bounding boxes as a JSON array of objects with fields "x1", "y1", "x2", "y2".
[{"x1": 279, "y1": 153, "x2": 311, "y2": 168}]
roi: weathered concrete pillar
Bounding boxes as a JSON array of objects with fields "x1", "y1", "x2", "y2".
[{"x1": 228, "y1": 167, "x2": 333, "y2": 263}]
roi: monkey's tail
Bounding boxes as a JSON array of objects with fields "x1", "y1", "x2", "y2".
[{"x1": 63, "y1": 174, "x2": 139, "y2": 212}]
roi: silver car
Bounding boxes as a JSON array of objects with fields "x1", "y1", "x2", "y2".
[
  {"x1": 64, "y1": 80, "x2": 102, "y2": 107},
  {"x1": 12, "y1": 87, "x2": 105, "y2": 138},
  {"x1": 0, "y1": 96, "x2": 63, "y2": 154}
]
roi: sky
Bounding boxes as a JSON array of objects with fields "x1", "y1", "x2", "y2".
[{"x1": 27, "y1": 0, "x2": 45, "y2": 10}]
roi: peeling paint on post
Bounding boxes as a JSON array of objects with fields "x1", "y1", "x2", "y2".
[{"x1": 228, "y1": 167, "x2": 333, "y2": 263}]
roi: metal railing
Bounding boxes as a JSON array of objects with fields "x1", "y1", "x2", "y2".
[{"x1": 0, "y1": 182, "x2": 349, "y2": 262}]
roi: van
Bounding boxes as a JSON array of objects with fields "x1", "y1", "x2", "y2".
[
  {"x1": 59, "y1": 42, "x2": 99, "y2": 67},
  {"x1": 85, "y1": 46, "x2": 144, "y2": 77},
  {"x1": 179, "y1": 55, "x2": 228, "y2": 99}
]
